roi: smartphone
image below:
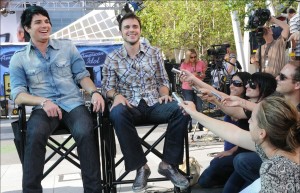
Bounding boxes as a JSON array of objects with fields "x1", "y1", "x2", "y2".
[
  {"x1": 171, "y1": 68, "x2": 182, "y2": 74},
  {"x1": 172, "y1": 92, "x2": 183, "y2": 104},
  {"x1": 191, "y1": 86, "x2": 202, "y2": 94},
  {"x1": 211, "y1": 91, "x2": 222, "y2": 101}
]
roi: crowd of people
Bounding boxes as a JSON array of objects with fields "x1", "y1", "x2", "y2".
[{"x1": 9, "y1": 4, "x2": 299, "y2": 193}]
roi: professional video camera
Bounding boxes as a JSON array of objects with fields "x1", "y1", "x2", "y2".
[
  {"x1": 207, "y1": 44, "x2": 230, "y2": 68},
  {"x1": 248, "y1": 8, "x2": 271, "y2": 45},
  {"x1": 248, "y1": 8, "x2": 271, "y2": 29}
]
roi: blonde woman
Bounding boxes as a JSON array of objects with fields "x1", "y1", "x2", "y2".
[
  {"x1": 180, "y1": 49, "x2": 206, "y2": 131},
  {"x1": 179, "y1": 96, "x2": 300, "y2": 193}
]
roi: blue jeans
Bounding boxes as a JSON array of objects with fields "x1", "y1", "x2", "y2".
[
  {"x1": 233, "y1": 152, "x2": 262, "y2": 186},
  {"x1": 181, "y1": 89, "x2": 203, "y2": 112},
  {"x1": 109, "y1": 99, "x2": 189, "y2": 171},
  {"x1": 222, "y1": 152, "x2": 262, "y2": 193},
  {"x1": 198, "y1": 155, "x2": 235, "y2": 188},
  {"x1": 23, "y1": 105, "x2": 102, "y2": 193}
]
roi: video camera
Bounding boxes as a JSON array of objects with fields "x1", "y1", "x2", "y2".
[
  {"x1": 207, "y1": 44, "x2": 230, "y2": 68},
  {"x1": 207, "y1": 44, "x2": 229, "y2": 58},
  {"x1": 248, "y1": 8, "x2": 271, "y2": 45}
]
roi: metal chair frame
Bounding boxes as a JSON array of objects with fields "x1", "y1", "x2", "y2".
[
  {"x1": 98, "y1": 107, "x2": 192, "y2": 193},
  {"x1": 13, "y1": 104, "x2": 103, "y2": 180}
]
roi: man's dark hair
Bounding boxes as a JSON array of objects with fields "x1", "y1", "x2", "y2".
[
  {"x1": 118, "y1": 12, "x2": 142, "y2": 31},
  {"x1": 21, "y1": 5, "x2": 52, "y2": 38}
]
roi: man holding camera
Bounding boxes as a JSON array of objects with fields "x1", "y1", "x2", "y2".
[{"x1": 251, "y1": 16, "x2": 290, "y2": 76}]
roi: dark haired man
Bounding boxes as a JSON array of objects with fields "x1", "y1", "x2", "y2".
[
  {"x1": 251, "y1": 16, "x2": 290, "y2": 76},
  {"x1": 102, "y1": 12, "x2": 190, "y2": 191},
  {"x1": 9, "y1": 5, "x2": 104, "y2": 193}
]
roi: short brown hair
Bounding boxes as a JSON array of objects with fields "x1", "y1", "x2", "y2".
[{"x1": 118, "y1": 12, "x2": 142, "y2": 31}]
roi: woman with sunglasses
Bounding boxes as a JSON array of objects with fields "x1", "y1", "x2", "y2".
[
  {"x1": 197, "y1": 72, "x2": 252, "y2": 189},
  {"x1": 180, "y1": 49, "x2": 206, "y2": 131},
  {"x1": 180, "y1": 96, "x2": 300, "y2": 193},
  {"x1": 180, "y1": 71, "x2": 277, "y2": 120},
  {"x1": 180, "y1": 71, "x2": 277, "y2": 192}
]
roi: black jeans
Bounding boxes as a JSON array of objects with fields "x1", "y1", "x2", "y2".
[
  {"x1": 109, "y1": 100, "x2": 189, "y2": 171},
  {"x1": 22, "y1": 105, "x2": 102, "y2": 193}
]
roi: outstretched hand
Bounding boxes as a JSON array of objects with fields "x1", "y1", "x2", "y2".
[
  {"x1": 178, "y1": 101, "x2": 197, "y2": 116},
  {"x1": 180, "y1": 69, "x2": 196, "y2": 83},
  {"x1": 221, "y1": 95, "x2": 243, "y2": 107}
]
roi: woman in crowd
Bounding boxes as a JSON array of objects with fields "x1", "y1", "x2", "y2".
[
  {"x1": 180, "y1": 49, "x2": 206, "y2": 131},
  {"x1": 197, "y1": 72, "x2": 251, "y2": 188},
  {"x1": 180, "y1": 70, "x2": 277, "y2": 192},
  {"x1": 180, "y1": 96, "x2": 300, "y2": 193}
]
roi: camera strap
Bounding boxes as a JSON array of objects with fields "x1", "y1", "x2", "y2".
[{"x1": 263, "y1": 40, "x2": 275, "y2": 66}]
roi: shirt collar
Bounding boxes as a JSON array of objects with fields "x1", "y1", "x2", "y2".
[
  {"x1": 120, "y1": 42, "x2": 146, "y2": 58},
  {"x1": 27, "y1": 38, "x2": 59, "y2": 54}
]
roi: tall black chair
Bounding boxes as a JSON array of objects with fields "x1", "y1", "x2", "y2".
[
  {"x1": 99, "y1": 103, "x2": 192, "y2": 193},
  {"x1": 11, "y1": 104, "x2": 103, "y2": 180}
]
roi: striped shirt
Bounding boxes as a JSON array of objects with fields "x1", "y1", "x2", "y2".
[
  {"x1": 101, "y1": 43, "x2": 170, "y2": 107},
  {"x1": 289, "y1": 13, "x2": 300, "y2": 57}
]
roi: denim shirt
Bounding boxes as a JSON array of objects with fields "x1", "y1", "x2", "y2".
[{"x1": 9, "y1": 39, "x2": 89, "y2": 112}]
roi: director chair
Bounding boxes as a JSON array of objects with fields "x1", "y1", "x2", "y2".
[
  {"x1": 11, "y1": 103, "x2": 103, "y2": 180},
  {"x1": 98, "y1": 103, "x2": 192, "y2": 193}
]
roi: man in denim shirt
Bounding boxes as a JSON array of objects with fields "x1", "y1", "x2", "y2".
[
  {"x1": 9, "y1": 6, "x2": 104, "y2": 193},
  {"x1": 102, "y1": 12, "x2": 190, "y2": 192}
]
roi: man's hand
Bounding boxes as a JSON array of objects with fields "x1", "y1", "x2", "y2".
[
  {"x1": 110, "y1": 94, "x2": 132, "y2": 111},
  {"x1": 158, "y1": 95, "x2": 172, "y2": 104},
  {"x1": 91, "y1": 93, "x2": 105, "y2": 113},
  {"x1": 42, "y1": 100, "x2": 62, "y2": 120}
]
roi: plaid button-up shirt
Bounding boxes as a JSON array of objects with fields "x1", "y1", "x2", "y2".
[{"x1": 102, "y1": 43, "x2": 170, "y2": 107}]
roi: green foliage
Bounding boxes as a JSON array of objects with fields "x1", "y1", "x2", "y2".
[{"x1": 136, "y1": 0, "x2": 298, "y2": 60}]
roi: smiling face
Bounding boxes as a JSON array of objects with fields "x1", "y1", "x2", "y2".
[
  {"x1": 24, "y1": 14, "x2": 51, "y2": 44},
  {"x1": 120, "y1": 18, "x2": 141, "y2": 46},
  {"x1": 229, "y1": 75, "x2": 244, "y2": 97}
]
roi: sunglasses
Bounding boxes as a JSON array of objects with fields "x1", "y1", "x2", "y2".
[
  {"x1": 278, "y1": 73, "x2": 289, "y2": 81},
  {"x1": 231, "y1": 80, "x2": 243, "y2": 87},
  {"x1": 247, "y1": 79, "x2": 257, "y2": 89},
  {"x1": 190, "y1": 56, "x2": 197, "y2": 59}
]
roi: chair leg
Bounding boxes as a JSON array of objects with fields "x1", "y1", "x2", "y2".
[{"x1": 43, "y1": 143, "x2": 79, "y2": 179}]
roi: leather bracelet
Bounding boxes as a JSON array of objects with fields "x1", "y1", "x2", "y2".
[
  {"x1": 112, "y1": 92, "x2": 120, "y2": 101},
  {"x1": 90, "y1": 90, "x2": 101, "y2": 97}
]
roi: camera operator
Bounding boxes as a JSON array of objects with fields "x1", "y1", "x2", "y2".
[
  {"x1": 224, "y1": 43, "x2": 238, "y2": 75},
  {"x1": 250, "y1": 16, "x2": 290, "y2": 76},
  {"x1": 287, "y1": 7, "x2": 300, "y2": 60},
  {"x1": 210, "y1": 43, "x2": 237, "y2": 93}
]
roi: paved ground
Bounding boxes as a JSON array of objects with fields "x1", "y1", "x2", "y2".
[{"x1": 1, "y1": 117, "x2": 224, "y2": 193}]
